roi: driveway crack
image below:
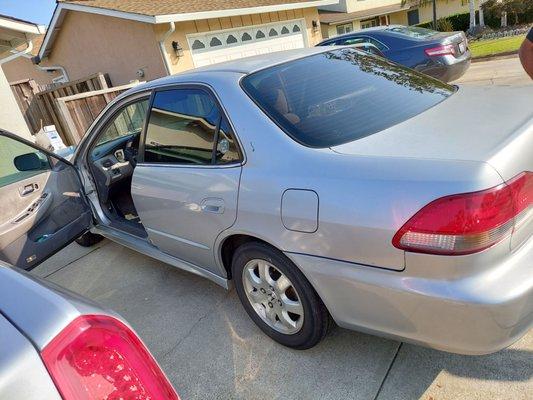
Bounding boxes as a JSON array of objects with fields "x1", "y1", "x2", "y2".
[
  {"x1": 159, "y1": 292, "x2": 230, "y2": 362},
  {"x1": 373, "y1": 342, "x2": 403, "y2": 400}
]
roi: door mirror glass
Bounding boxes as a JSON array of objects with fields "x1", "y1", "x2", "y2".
[
  {"x1": 14, "y1": 152, "x2": 47, "y2": 171},
  {"x1": 0, "y1": 136, "x2": 51, "y2": 188}
]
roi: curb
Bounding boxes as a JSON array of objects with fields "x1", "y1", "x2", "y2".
[{"x1": 472, "y1": 51, "x2": 519, "y2": 63}]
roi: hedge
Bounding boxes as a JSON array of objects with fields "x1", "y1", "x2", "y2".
[{"x1": 417, "y1": 9, "x2": 532, "y2": 32}]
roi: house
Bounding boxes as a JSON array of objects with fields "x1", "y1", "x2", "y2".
[
  {"x1": 0, "y1": 14, "x2": 45, "y2": 140},
  {"x1": 35, "y1": 0, "x2": 337, "y2": 86},
  {"x1": 2, "y1": 34, "x2": 61, "y2": 86},
  {"x1": 319, "y1": 0, "x2": 473, "y2": 38}
]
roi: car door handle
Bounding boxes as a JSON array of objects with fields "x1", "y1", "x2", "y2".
[
  {"x1": 19, "y1": 183, "x2": 39, "y2": 196},
  {"x1": 200, "y1": 198, "x2": 225, "y2": 214}
]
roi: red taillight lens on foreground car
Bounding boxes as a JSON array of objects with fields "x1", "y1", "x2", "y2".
[
  {"x1": 41, "y1": 315, "x2": 179, "y2": 400},
  {"x1": 393, "y1": 172, "x2": 533, "y2": 255},
  {"x1": 424, "y1": 44, "x2": 456, "y2": 57}
]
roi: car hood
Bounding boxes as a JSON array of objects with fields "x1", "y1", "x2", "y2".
[{"x1": 331, "y1": 85, "x2": 533, "y2": 181}]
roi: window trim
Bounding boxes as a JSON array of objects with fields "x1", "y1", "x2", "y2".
[
  {"x1": 80, "y1": 90, "x2": 153, "y2": 166},
  {"x1": 138, "y1": 83, "x2": 245, "y2": 169}
]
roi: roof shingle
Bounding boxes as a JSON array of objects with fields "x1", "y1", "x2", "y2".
[{"x1": 59, "y1": 0, "x2": 321, "y2": 17}]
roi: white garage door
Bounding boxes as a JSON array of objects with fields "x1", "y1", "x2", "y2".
[{"x1": 187, "y1": 20, "x2": 307, "y2": 68}]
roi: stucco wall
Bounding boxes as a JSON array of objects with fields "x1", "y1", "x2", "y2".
[
  {"x1": 42, "y1": 11, "x2": 167, "y2": 86},
  {"x1": 389, "y1": 10, "x2": 408, "y2": 25},
  {"x1": 157, "y1": 8, "x2": 323, "y2": 75},
  {"x1": 2, "y1": 56, "x2": 59, "y2": 85},
  {"x1": 0, "y1": 68, "x2": 31, "y2": 140},
  {"x1": 418, "y1": 0, "x2": 472, "y2": 24}
]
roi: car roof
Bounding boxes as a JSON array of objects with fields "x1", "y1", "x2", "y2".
[
  {"x1": 321, "y1": 25, "x2": 402, "y2": 42},
  {"x1": 129, "y1": 46, "x2": 342, "y2": 94},
  {"x1": 125, "y1": 46, "x2": 360, "y2": 97}
]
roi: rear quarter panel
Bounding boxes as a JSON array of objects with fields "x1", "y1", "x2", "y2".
[
  {"x1": 205, "y1": 73, "x2": 504, "y2": 271},
  {"x1": 0, "y1": 314, "x2": 61, "y2": 399}
]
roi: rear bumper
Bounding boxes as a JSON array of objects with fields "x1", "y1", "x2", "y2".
[
  {"x1": 421, "y1": 53, "x2": 471, "y2": 82},
  {"x1": 286, "y1": 235, "x2": 532, "y2": 355}
]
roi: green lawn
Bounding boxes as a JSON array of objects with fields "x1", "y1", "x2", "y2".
[{"x1": 469, "y1": 35, "x2": 526, "y2": 58}]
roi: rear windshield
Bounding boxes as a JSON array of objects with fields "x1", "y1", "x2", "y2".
[
  {"x1": 387, "y1": 26, "x2": 438, "y2": 39},
  {"x1": 241, "y1": 48, "x2": 455, "y2": 148}
]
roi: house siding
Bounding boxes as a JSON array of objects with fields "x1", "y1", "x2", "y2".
[
  {"x1": 321, "y1": 0, "x2": 474, "y2": 38},
  {"x1": 417, "y1": 0, "x2": 472, "y2": 24},
  {"x1": 41, "y1": 11, "x2": 167, "y2": 86},
  {"x1": 157, "y1": 7, "x2": 323, "y2": 75}
]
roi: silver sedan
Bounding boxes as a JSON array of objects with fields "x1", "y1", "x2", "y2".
[{"x1": 0, "y1": 47, "x2": 531, "y2": 354}]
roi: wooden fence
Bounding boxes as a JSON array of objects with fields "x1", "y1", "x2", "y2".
[
  {"x1": 55, "y1": 82, "x2": 142, "y2": 144},
  {"x1": 9, "y1": 73, "x2": 111, "y2": 144}
]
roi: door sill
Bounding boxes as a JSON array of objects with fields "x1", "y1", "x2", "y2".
[{"x1": 92, "y1": 224, "x2": 229, "y2": 289}]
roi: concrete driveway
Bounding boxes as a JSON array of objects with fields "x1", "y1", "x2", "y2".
[
  {"x1": 454, "y1": 55, "x2": 531, "y2": 86},
  {"x1": 33, "y1": 240, "x2": 532, "y2": 400}
]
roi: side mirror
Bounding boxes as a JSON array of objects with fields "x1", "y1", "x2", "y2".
[{"x1": 14, "y1": 152, "x2": 45, "y2": 171}]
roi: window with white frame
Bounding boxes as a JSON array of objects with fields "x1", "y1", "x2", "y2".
[{"x1": 336, "y1": 23, "x2": 353, "y2": 35}]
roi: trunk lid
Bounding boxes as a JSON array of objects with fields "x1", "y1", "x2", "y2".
[{"x1": 331, "y1": 85, "x2": 533, "y2": 181}]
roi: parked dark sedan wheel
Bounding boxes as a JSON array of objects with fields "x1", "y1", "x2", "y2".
[
  {"x1": 232, "y1": 242, "x2": 330, "y2": 349},
  {"x1": 75, "y1": 231, "x2": 104, "y2": 247}
]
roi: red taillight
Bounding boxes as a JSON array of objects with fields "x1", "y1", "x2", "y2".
[
  {"x1": 393, "y1": 172, "x2": 533, "y2": 255},
  {"x1": 424, "y1": 44, "x2": 456, "y2": 57},
  {"x1": 41, "y1": 315, "x2": 179, "y2": 400}
]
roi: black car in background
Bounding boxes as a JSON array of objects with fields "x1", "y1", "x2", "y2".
[{"x1": 317, "y1": 25, "x2": 471, "y2": 82}]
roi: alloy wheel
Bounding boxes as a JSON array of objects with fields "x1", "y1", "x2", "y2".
[{"x1": 242, "y1": 258, "x2": 304, "y2": 335}]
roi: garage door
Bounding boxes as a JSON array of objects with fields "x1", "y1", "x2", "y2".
[{"x1": 187, "y1": 20, "x2": 307, "y2": 67}]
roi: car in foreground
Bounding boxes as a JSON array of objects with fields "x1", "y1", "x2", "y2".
[
  {"x1": 0, "y1": 261, "x2": 179, "y2": 399},
  {"x1": 0, "y1": 47, "x2": 531, "y2": 354},
  {"x1": 317, "y1": 25, "x2": 471, "y2": 82}
]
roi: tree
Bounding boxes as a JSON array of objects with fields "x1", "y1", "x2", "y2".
[{"x1": 469, "y1": 0, "x2": 476, "y2": 30}]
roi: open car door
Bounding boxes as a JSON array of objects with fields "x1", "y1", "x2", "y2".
[{"x1": 0, "y1": 131, "x2": 92, "y2": 270}]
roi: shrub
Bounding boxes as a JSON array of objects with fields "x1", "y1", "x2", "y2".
[{"x1": 417, "y1": 0, "x2": 532, "y2": 32}]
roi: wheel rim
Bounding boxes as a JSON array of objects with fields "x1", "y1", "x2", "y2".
[{"x1": 242, "y1": 259, "x2": 304, "y2": 335}]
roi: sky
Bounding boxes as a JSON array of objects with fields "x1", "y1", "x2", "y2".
[{"x1": 0, "y1": 0, "x2": 56, "y2": 25}]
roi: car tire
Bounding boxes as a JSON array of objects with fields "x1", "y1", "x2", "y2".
[
  {"x1": 232, "y1": 241, "x2": 330, "y2": 350},
  {"x1": 75, "y1": 231, "x2": 104, "y2": 247}
]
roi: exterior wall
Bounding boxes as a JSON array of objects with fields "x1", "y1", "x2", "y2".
[
  {"x1": 0, "y1": 68, "x2": 31, "y2": 140},
  {"x1": 389, "y1": 10, "x2": 408, "y2": 25},
  {"x1": 158, "y1": 8, "x2": 323, "y2": 75},
  {"x1": 2, "y1": 56, "x2": 59, "y2": 85},
  {"x1": 321, "y1": 0, "x2": 473, "y2": 38},
  {"x1": 322, "y1": 0, "x2": 404, "y2": 13},
  {"x1": 42, "y1": 11, "x2": 167, "y2": 86},
  {"x1": 319, "y1": 0, "x2": 349, "y2": 12},
  {"x1": 417, "y1": 0, "x2": 472, "y2": 24}
]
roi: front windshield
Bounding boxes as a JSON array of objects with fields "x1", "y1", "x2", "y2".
[{"x1": 241, "y1": 48, "x2": 455, "y2": 148}]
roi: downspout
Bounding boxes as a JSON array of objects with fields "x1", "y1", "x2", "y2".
[
  {"x1": 158, "y1": 22, "x2": 175, "y2": 76},
  {"x1": 10, "y1": 51, "x2": 70, "y2": 82},
  {"x1": 36, "y1": 65, "x2": 69, "y2": 82},
  {"x1": 0, "y1": 37, "x2": 33, "y2": 65}
]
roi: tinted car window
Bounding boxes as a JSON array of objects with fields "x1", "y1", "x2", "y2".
[
  {"x1": 144, "y1": 89, "x2": 220, "y2": 164},
  {"x1": 335, "y1": 36, "x2": 388, "y2": 51},
  {"x1": 388, "y1": 26, "x2": 438, "y2": 39},
  {"x1": 241, "y1": 48, "x2": 454, "y2": 148}
]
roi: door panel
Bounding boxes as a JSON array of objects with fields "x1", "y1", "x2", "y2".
[
  {"x1": 132, "y1": 165, "x2": 241, "y2": 273},
  {"x1": 0, "y1": 133, "x2": 91, "y2": 269}
]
